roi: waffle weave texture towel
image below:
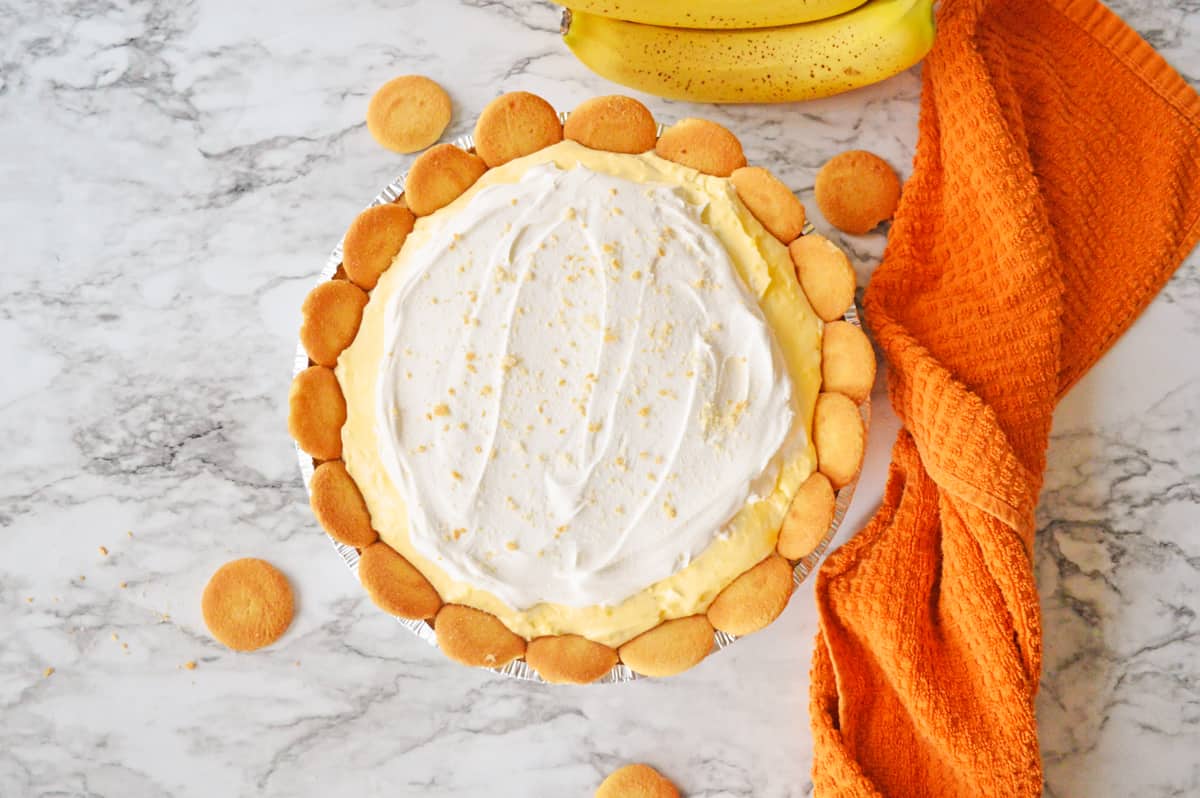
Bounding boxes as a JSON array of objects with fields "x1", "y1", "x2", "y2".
[{"x1": 809, "y1": 0, "x2": 1200, "y2": 794}]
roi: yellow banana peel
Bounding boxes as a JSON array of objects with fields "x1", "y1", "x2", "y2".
[
  {"x1": 562, "y1": 0, "x2": 936, "y2": 104},
  {"x1": 552, "y1": 0, "x2": 869, "y2": 29}
]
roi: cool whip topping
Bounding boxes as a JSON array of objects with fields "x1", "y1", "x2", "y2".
[{"x1": 377, "y1": 163, "x2": 796, "y2": 609}]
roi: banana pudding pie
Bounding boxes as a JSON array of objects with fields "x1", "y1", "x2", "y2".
[{"x1": 289, "y1": 91, "x2": 872, "y2": 682}]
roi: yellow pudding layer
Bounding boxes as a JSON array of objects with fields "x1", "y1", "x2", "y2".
[{"x1": 337, "y1": 140, "x2": 822, "y2": 646}]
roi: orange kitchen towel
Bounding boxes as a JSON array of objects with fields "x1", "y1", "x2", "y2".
[{"x1": 809, "y1": 0, "x2": 1200, "y2": 795}]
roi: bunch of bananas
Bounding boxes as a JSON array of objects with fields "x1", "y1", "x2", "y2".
[{"x1": 557, "y1": 0, "x2": 936, "y2": 103}]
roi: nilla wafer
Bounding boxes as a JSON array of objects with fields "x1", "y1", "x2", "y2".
[
  {"x1": 358, "y1": 542, "x2": 441, "y2": 620},
  {"x1": 526, "y1": 634, "x2": 618, "y2": 684},
  {"x1": 309, "y1": 461, "x2": 378, "y2": 548},
  {"x1": 434, "y1": 604, "x2": 526, "y2": 668},
  {"x1": 342, "y1": 203, "x2": 416, "y2": 290},
  {"x1": 201, "y1": 558, "x2": 294, "y2": 652},
  {"x1": 814, "y1": 392, "x2": 866, "y2": 490},
  {"x1": 404, "y1": 144, "x2": 487, "y2": 217},
  {"x1": 617, "y1": 615, "x2": 712, "y2": 678},
  {"x1": 815, "y1": 150, "x2": 901, "y2": 235},
  {"x1": 777, "y1": 472, "x2": 837, "y2": 560},
  {"x1": 730, "y1": 166, "x2": 806, "y2": 243},
  {"x1": 564, "y1": 95, "x2": 657, "y2": 154},
  {"x1": 288, "y1": 366, "x2": 346, "y2": 461},
  {"x1": 789, "y1": 233, "x2": 856, "y2": 322},
  {"x1": 366, "y1": 75, "x2": 452, "y2": 154},
  {"x1": 655, "y1": 118, "x2": 746, "y2": 177},
  {"x1": 706, "y1": 554, "x2": 794, "y2": 637},
  {"x1": 822, "y1": 320, "x2": 876, "y2": 404},
  {"x1": 474, "y1": 91, "x2": 563, "y2": 168},
  {"x1": 300, "y1": 280, "x2": 368, "y2": 367},
  {"x1": 596, "y1": 764, "x2": 680, "y2": 798}
]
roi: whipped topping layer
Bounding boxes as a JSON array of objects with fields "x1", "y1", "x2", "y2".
[{"x1": 376, "y1": 163, "x2": 796, "y2": 610}]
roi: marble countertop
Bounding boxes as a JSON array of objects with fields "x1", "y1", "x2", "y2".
[{"x1": 2, "y1": 0, "x2": 1197, "y2": 795}]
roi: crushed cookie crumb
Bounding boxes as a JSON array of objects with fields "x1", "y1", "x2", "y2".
[
  {"x1": 98, "y1": 546, "x2": 108, "y2": 557},
  {"x1": 432, "y1": 403, "x2": 450, "y2": 417},
  {"x1": 663, "y1": 502, "x2": 677, "y2": 519},
  {"x1": 450, "y1": 470, "x2": 463, "y2": 481},
  {"x1": 183, "y1": 661, "x2": 197, "y2": 671},
  {"x1": 43, "y1": 667, "x2": 54, "y2": 678}
]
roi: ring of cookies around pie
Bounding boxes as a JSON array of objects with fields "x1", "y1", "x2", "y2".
[{"x1": 289, "y1": 91, "x2": 874, "y2": 683}]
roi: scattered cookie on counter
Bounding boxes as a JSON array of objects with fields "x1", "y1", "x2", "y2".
[
  {"x1": 366, "y1": 75, "x2": 452, "y2": 154},
  {"x1": 201, "y1": 558, "x2": 294, "y2": 652},
  {"x1": 814, "y1": 149, "x2": 900, "y2": 235},
  {"x1": 596, "y1": 763, "x2": 681, "y2": 798}
]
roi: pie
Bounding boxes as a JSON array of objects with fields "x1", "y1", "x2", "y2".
[{"x1": 289, "y1": 91, "x2": 873, "y2": 682}]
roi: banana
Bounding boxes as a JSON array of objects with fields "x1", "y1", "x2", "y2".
[
  {"x1": 552, "y1": 0, "x2": 869, "y2": 29},
  {"x1": 562, "y1": 0, "x2": 936, "y2": 105}
]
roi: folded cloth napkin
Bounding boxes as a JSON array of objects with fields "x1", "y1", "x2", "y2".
[{"x1": 809, "y1": 0, "x2": 1200, "y2": 795}]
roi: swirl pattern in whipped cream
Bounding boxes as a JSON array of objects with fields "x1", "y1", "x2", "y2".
[{"x1": 377, "y1": 163, "x2": 796, "y2": 609}]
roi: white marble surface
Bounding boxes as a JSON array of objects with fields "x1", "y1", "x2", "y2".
[{"x1": 0, "y1": 0, "x2": 1196, "y2": 795}]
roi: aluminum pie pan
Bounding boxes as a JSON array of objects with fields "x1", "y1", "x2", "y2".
[{"x1": 294, "y1": 122, "x2": 870, "y2": 683}]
